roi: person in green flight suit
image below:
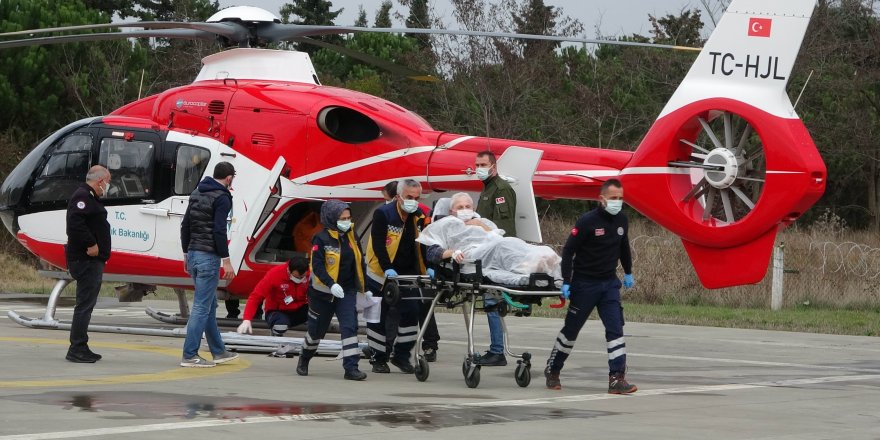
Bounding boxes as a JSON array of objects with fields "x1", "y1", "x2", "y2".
[
  {"x1": 472, "y1": 150, "x2": 517, "y2": 366},
  {"x1": 475, "y1": 151, "x2": 517, "y2": 238}
]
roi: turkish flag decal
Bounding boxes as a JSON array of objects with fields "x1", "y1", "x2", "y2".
[{"x1": 748, "y1": 17, "x2": 772, "y2": 37}]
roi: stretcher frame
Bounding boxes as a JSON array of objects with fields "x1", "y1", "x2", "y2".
[{"x1": 382, "y1": 260, "x2": 564, "y2": 388}]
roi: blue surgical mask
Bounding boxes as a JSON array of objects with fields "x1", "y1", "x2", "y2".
[
  {"x1": 401, "y1": 199, "x2": 419, "y2": 214},
  {"x1": 336, "y1": 220, "x2": 352, "y2": 232},
  {"x1": 604, "y1": 200, "x2": 623, "y2": 216},
  {"x1": 475, "y1": 167, "x2": 491, "y2": 181}
]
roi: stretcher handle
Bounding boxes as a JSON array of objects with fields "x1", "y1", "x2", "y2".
[
  {"x1": 500, "y1": 292, "x2": 529, "y2": 310},
  {"x1": 549, "y1": 297, "x2": 566, "y2": 309}
]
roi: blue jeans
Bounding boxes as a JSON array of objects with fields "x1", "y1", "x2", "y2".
[
  {"x1": 182, "y1": 251, "x2": 227, "y2": 359},
  {"x1": 484, "y1": 295, "x2": 504, "y2": 354}
]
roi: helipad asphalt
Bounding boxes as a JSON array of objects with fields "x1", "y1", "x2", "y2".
[{"x1": 0, "y1": 294, "x2": 878, "y2": 439}]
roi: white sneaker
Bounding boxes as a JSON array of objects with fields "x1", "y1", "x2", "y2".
[
  {"x1": 213, "y1": 351, "x2": 239, "y2": 364},
  {"x1": 180, "y1": 356, "x2": 215, "y2": 368}
]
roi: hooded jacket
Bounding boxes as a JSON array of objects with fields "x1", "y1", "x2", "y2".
[
  {"x1": 181, "y1": 177, "x2": 233, "y2": 258},
  {"x1": 310, "y1": 200, "x2": 366, "y2": 294}
]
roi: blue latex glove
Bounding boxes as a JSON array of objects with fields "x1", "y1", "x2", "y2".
[
  {"x1": 623, "y1": 273, "x2": 635, "y2": 289},
  {"x1": 426, "y1": 268, "x2": 435, "y2": 279},
  {"x1": 561, "y1": 283, "x2": 570, "y2": 299},
  {"x1": 384, "y1": 268, "x2": 399, "y2": 278},
  {"x1": 330, "y1": 283, "x2": 345, "y2": 298}
]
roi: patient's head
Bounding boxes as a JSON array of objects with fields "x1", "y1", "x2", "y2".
[{"x1": 449, "y1": 192, "x2": 475, "y2": 220}]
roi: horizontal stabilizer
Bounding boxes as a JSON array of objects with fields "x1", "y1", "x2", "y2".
[{"x1": 682, "y1": 227, "x2": 778, "y2": 289}]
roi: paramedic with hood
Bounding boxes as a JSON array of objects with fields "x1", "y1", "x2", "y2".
[
  {"x1": 544, "y1": 178, "x2": 637, "y2": 394},
  {"x1": 365, "y1": 179, "x2": 428, "y2": 375},
  {"x1": 298, "y1": 200, "x2": 367, "y2": 381}
]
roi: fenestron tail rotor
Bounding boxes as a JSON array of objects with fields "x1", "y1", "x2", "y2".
[{"x1": 670, "y1": 110, "x2": 765, "y2": 225}]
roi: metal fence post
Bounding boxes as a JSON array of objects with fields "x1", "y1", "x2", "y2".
[{"x1": 771, "y1": 242, "x2": 785, "y2": 311}]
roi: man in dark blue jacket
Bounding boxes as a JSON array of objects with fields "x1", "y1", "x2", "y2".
[
  {"x1": 65, "y1": 165, "x2": 112, "y2": 363},
  {"x1": 544, "y1": 178, "x2": 637, "y2": 394},
  {"x1": 179, "y1": 162, "x2": 239, "y2": 368}
]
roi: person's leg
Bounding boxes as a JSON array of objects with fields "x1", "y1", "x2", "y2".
[
  {"x1": 475, "y1": 294, "x2": 507, "y2": 366},
  {"x1": 596, "y1": 278, "x2": 636, "y2": 394},
  {"x1": 420, "y1": 299, "x2": 440, "y2": 362},
  {"x1": 67, "y1": 260, "x2": 104, "y2": 358},
  {"x1": 224, "y1": 299, "x2": 240, "y2": 319},
  {"x1": 265, "y1": 310, "x2": 290, "y2": 336},
  {"x1": 182, "y1": 251, "x2": 220, "y2": 360},
  {"x1": 545, "y1": 278, "x2": 601, "y2": 374},
  {"x1": 335, "y1": 291, "x2": 364, "y2": 378},
  {"x1": 389, "y1": 287, "x2": 419, "y2": 373},
  {"x1": 365, "y1": 279, "x2": 390, "y2": 371},
  {"x1": 299, "y1": 293, "x2": 331, "y2": 376},
  {"x1": 199, "y1": 255, "x2": 226, "y2": 357},
  {"x1": 289, "y1": 306, "x2": 309, "y2": 327}
]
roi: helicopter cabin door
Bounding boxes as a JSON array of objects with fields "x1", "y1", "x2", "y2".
[
  {"x1": 97, "y1": 128, "x2": 162, "y2": 252},
  {"x1": 227, "y1": 157, "x2": 286, "y2": 274}
]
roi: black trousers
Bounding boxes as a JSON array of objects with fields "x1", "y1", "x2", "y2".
[
  {"x1": 366, "y1": 278, "x2": 419, "y2": 361},
  {"x1": 418, "y1": 298, "x2": 440, "y2": 350},
  {"x1": 67, "y1": 260, "x2": 105, "y2": 353}
]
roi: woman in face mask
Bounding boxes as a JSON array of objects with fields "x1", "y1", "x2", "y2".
[{"x1": 298, "y1": 200, "x2": 368, "y2": 381}]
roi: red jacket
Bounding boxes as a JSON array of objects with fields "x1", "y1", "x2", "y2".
[{"x1": 243, "y1": 264, "x2": 309, "y2": 320}]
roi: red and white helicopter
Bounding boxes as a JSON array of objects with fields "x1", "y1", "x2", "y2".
[{"x1": 0, "y1": 0, "x2": 825, "y2": 330}]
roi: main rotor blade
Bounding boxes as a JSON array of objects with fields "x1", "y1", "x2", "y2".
[
  {"x1": 291, "y1": 36, "x2": 439, "y2": 82},
  {"x1": 0, "y1": 29, "x2": 217, "y2": 50},
  {"x1": 260, "y1": 24, "x2": 702, "y2": 52},
  {"x1": 0, "y1": 21, "x2": 246, "y2": 40}
]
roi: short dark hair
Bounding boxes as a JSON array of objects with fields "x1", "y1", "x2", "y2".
[
  {"x1": 288, "y1": 256, "x2": 309, "y2": 274},
  {"x1": 383, "y1": 180, "x2": 398, "y2": 198},
  {"x1": 600, "y1": 178, "x2": 623, "y2": 194},
  {"x1": 213, "y1": 162, "x2": 235, "y2": 180},
  {"x1": 476, "y1": 150, "x2": 497, "y2": 165}
]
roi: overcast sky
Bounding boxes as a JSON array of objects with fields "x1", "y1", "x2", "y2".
[{"x1": 217, "y1": 0, "x2": 719, "y2": 38}]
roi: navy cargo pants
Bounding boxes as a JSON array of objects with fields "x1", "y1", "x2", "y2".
[{"x1": 546, "y1": 276, "x2": 627, "y2": 375}]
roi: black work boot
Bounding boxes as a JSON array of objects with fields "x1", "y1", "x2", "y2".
[
  {"x1": 544, "y1": 366, "x2": 561, "y2": 390},
  {"x1": 344, "y1": 369, "x2": 367, "y2": 381},
  {"x1": 608, "y1": 373, "x2": 638, "y2": 394},
  {"x1": 390, "y1": 356, "x2": 415, "y2": 374},
  {"x1": 296, "y1": 355, "x2": 310, "y2": 376},
  {"x1": 371, "y1": 359, "x2": 390, "y2": 373}
]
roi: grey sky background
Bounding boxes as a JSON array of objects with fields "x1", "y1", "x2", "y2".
[{"x1": 217, "y1": 1, "x2": 719, "y2": 38}]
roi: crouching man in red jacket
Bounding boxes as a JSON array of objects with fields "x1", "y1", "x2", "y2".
[{"x1": 237, "y1": 256, "x2": 310, "y2": 336}]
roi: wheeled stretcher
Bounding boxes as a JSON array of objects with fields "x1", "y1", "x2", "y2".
[{"x1": 382, "y1": 260, "x2": 565, "y2": 388}]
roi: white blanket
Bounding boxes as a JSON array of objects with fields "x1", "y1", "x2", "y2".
[{"x1": 416, "y1": 216, "x2": 561, "y2": 285}]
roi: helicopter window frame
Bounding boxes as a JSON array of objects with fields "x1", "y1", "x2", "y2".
[
  {"x1": 173, "y1": 144, "x2": 211, "y2": 196},
  {"x1": 316, "y1": 106, "x2": 381, "y2": 144},
  {"x1": 28, "y1": 133, "x2": 94, "y2": 204},
  {"x1": 98, "y1": 137, "x2": 155, "y2": 201}
]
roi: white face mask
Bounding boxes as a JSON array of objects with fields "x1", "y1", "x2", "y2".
[
  {"x1": 100, "y1": 181, "x2": 111, "y2": 197},
  {"x1": 336, "y1": 220, "x2": 352, "y2": 232},
  {"x1": 401, "y1": 199, "x2": 419, "y2": 213},
  {"x1": 290, "y1": 274, "x2": 306, "y2": 284},
  {"x1": 475, "y1": 166, "x2": 491, "y2": 181},
  {"x1": 604, "y1": 199, "x2": 623, "y2": 215},
  {"x1": 456, "y1": 209, "x2": 475, "y2": 221}
]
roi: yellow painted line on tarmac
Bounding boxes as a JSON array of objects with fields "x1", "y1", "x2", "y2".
[{"x1": 0, "y1": 337, "x2": 250, "y2": 388}]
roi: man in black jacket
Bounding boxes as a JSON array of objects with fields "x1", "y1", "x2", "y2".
[
  {"x1": 179, "y1": 162, "x2": 239, "y2": 368},
  {"x1": 65, "y1": 165, "x2": 112, "y2": 363},
  {"x1": 544, "y1": 178, "x2": 637, "y2": 394}
]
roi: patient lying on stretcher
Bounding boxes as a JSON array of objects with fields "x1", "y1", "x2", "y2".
[{"x1": 417, "y1": 192, "x2": 561, "y2": 286}]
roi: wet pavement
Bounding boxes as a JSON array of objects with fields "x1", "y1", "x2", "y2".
[{"x1": 0, "y1": 294, "x2": 879, "y2": 439}]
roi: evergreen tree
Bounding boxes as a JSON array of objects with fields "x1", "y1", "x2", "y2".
[
  {"x1": 280, "y1": 0, "x2": 343, "y2": 54},
  {"x1": 374, "y1": 0, "x2": 392, "y2": 28}
]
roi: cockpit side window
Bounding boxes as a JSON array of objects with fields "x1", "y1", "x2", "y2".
[
  {"x1": 29, "y1": 133, "x2": 93, "y2": 204},
  {"x1": 174, "y1": 144, "x2": 211, "y2": 195},
  {"x1": 99, "y1": 137, "x2": 155, "y2": 200}
]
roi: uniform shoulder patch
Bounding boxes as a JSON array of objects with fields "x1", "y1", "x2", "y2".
[
  {"x1": 617, "y1": 227, "x2": 624, "y2": 236},
  {"x1": 495, "y1": 196, "x2": 505, "y2": 204},
  {"x1": 312, "y1": 244, "x2": 319, "y2": 252},
  {"x1": 571, "y1": 228, "x2": 578, "y2": 236},
  {"x1": 76, "y1": 201, "x2": 86, "y2": 210},
  {"x1": 595, "y1": 228, "x2": 605, "y2": 236}
]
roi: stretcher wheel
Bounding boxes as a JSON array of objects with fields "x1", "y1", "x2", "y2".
[
  {"x1": 515, "y1": 363, "x2": 531, "y2": 387},
  {"x1": 415, "y1": 357, "x2": 429, "y2": 382},
  {"x1": 382, "y1": 281, "x2": 400, "y2": 306},
  {"x1": 464, "y1": 362, "x2": 481, "y2": 388}
]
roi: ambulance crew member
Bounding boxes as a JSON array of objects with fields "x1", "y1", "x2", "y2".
[
  {"x1": 297, "y1": 200, "x2": 367, "y2": 381},
  {"x1": 236, "y1": 256, "x2": 310, "y2": 336}
]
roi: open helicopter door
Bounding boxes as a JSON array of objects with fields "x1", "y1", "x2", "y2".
[
  {"x1": 227, "y1": 157, "x2": 286, "y2": 274},
  {"x1": 496, "y1": 146, "x2": 543, "y2": 243}
]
